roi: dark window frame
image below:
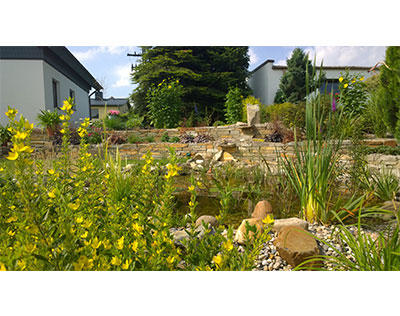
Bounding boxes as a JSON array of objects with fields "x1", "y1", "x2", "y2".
[
  {"x1": 52, "y1": 79, "x2": 59, "y2": 108},
  {"x1": 69, "y1": 89, "x2": 75, "y2": 102}
]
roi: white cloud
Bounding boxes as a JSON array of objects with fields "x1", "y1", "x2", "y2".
[
  {"x1": 112, "y1": 64, "x2": 132, "y2": 88},
  {"x1": 249, "y1": 48, "x2": 259, "y2": 66},
  {"x1": 304, "y1": 46, "x2": 386, "y2": 67},
  {"x1": 71, "y1": 46, "x2": 137, "y2": 62}
]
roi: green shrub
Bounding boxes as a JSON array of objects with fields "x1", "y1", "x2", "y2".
[
  {"x1": 147, "y1": 80, "x2": 184, "y2": 128},
  {"x1": 161, "y1": 132, "x2": 170, "y2": 142},
  {"x1": 104, "y1": 116, "x2": 125, "y2": 130},
  {"x1": 144, "y1": 135, "x2": 155, "y2": 143},
  {"x1": 0, "y1": 125, "x2": 11, "y2": 145},
  {"x1": 337, "y1": 71, "x2": 368, "y2": 117},
  {"x1": 264, "y1": 102, "x2": 306, "y2": 129},
  {"x1": 126, "y1": 113, "x2": 144, "y2": 129},
  {"x1": 127, "y1": 134, "x2": 142, "y2": 144},
  {"x1": 213, "y1": 120, "x2": 225, "y2": 127},
  {"x1": 365, "y1": 145, "x2": 400, "y2": 155},
  {"x1": 170, "y1": 136, "x2": 180, "y2": 143},
  {"x1": 224, "y1": 87, "x2": 243, "y2": 124},
  {"x1": 362, "y1": 89, "x2": 387, "y2": 137}
]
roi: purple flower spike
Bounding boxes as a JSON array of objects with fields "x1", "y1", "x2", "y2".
[{"x1": 332, "y1": 97, "x2": 336, "y2": 112}]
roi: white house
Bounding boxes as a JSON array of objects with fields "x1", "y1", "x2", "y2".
[
  {"x1": 248, "y1": 59, "x2": 374, "y2": 105},
  {"x1": 0, "y1": 46, "x2": 102, "y2": 126}
]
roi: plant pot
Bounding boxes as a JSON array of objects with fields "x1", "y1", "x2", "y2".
[{"x1": 46, "y1": 127, "x2": 56, "y2": 137}]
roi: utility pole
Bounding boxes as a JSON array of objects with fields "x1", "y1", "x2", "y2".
[{"x1": 127, "y1": 50, "x2": 142, "y2": 71}]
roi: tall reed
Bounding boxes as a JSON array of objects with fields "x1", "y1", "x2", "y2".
[{"x1": 279, "y1": 62, "x2": 344, "y2": 224}]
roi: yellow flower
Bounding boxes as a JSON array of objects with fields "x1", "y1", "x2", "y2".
[
  {"x1": 360, "y1": 76, "x2": 364, "y2": 81},
  {"x1": 262, "y1": 214, "x2": 274, "y2": 225},
  {"x1": 222, "y1": 240, "x2": 233, "y2": 252},
  {"x1": 15, "y1": 131, "x2": 28, "y2": 140},
  {"x1": 68, "y1": 202, "x2": 80, "y2": 211},
  {"x1": 122, "y1": 259, "x2": 132, "y2": 270},
  {"x1": 24, "y1": 121, "x2": 34, "y2": 130},
  {"x1": 168, "y1": 85, "x2": 172, "y2": 89},
  {"x1": 80, "y1": 231, "x2": 88, "y2": 239},
  {"x1": 6, "y1": 151, "x2": 18, "y2": 161},
  {"x1": 188, "y1": 185, "x2": 195, "y2": 191},
  {"x1": 212, "y1": 254, "x2": 222, "y2": 267},
  {"x1": 0, "y1": 262, "x2": 6, "y2": 271},
  {"x1": 176, "y1": 80, "x2": 179, "y2": 83},
  {"x1": 132, "y1": 223, "x2": 143, "y2": 234},
  {"x1": 0, "y1": 167, "x2": 4, "y2": 172},
  {"x1": 82, "y1": 220, "x2": 92, "y2": 229},
  {"x1": 5, "y1": 108, "x2": 18, "y2": 118},
  {"x1": 91, "y1": 237, "x2": 102, "y2": 249},
  {"x1": 48, "y1": 190, "x2": 56, "y2": 199},
  {"x1": 60, "y1": 129, "x2": 66, "y2": 134},
  {"x1": 8, "y1": 230, "x2": 15, "y2": 236},
  {"x1": 111, "y1": 256, "x2": 122, "y2": 266},
  {"x1": 76, "y1": 216, "x2": 84, "y2": 224},
  {"x1": 59, "y1": 115, "x2": 66, "y2": 121},
  {"x1": 188, "y1": 201, "x2": 195, "y2": 208},
  {"x1": 17, "y1": 259, "x2": 26, "y2": 270},
  {"x1": 48, "y1": 169, "x2": 55, "y2": 175},
  {"x1": 166, "y1": 256, "x2": 175, "y2": 265},
  {"x1": 343, "y1": 83, "x2": 348, "y2": 89},
  {"x1": 131, "y1": 240, "x2": 139, "y2": 252},
  {"x1": 351, "y1": 79, "x2": 356, "y2": 83},
  {"x1": 339, "y1": 77, "x2": 343, "y2": 83},
  {"x1": 81, "y1": 166, "x2": 87, "y2": 172},
  {"x1": 116, "y1": 236, "x2": 124, "y2": 250}
]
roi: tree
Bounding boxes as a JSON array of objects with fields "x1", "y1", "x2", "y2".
[
  {"x1": 274, "y1": 48, "x2": 317, "y2": 104},
  {"x1": 378, "y1": 46, "x2": 400, "y2": 138},
  {"x1": 130, "y1": 47, "x2": 251, "y2": 123}
]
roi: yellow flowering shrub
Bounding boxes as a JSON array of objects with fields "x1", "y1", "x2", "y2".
[{"x1": 0, "y1": 99, "x2": 272, "y2": 270}]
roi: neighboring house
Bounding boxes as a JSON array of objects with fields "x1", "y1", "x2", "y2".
[
  {"x1": 90, "y1": 92, "x2": 130, "y2": 119},
  {"x1": 0, "y1": 46, "x2": 102, "y2": 126},
  {"x1": 248, "y1": 59, "x2": 374, "y2": 105}
]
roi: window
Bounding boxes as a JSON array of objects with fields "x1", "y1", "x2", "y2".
[
  {"x1": 91, "y1": 109, "x2": 99, "y2": 119},
  {"x1": 69, "y1": 89, "x2": 75, "y2": 102},
  {"x1": 320, "y1": 79, "x2": 339, "y2": 95},
  {"x1": 52, "y1": 79, "x2": 59, "y2": 108}
]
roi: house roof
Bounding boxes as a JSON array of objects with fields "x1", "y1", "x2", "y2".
[
  {"x1": 90, "y1": 97, "x2": 129, "y2": 107},
  {"x1": 251, "y1": 59, "x2": 373, "y2": 74},
  {"x1": 0, "y1": 46, "x2": 103, "y2": 92}
]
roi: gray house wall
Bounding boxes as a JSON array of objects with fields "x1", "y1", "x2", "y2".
[
  {"x1": 0, "y1": 46, "x2": 101, "y2": 127},
  {"x1": 248, "y1": 60, "x2": 375, "y2": 105}
]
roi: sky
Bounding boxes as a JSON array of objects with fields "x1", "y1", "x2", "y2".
[{"x1": 68, "y1": 46, "x2": 387, "y2": 98}]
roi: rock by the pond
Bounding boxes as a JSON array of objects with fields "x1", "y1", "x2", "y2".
[
  {"x1": 274, "y1": 226, "x2": 320, "y2": 268},
  {"x1": 272, "y1": 217, "x2": 309, "y2": 233},
  {"x1": 212, "y1": 150, "x2": 224, "y2": 162},
  {"x1": 251, "y1": 200, "x2": 273, "y2": 219},
  {"x1": 172, "y1": 230, "x2": 189, "y2": 245},
  {"x1": 195, "y1": 215, "x2": 218, "y2": 228},
  {"x1": 234, "y1": 218, "x2": 264, "y2": 244}
]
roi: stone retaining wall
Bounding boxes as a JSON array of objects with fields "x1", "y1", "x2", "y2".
[{"x1": 7, "y1": 125, "x2": 400, "y2": 176}]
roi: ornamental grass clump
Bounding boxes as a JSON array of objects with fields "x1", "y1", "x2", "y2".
[
  {"x1": 0, "y1": 99, "x2": 272, "y2": 271},
  {"x1": 280, "y1": 63, "x2": 344, "y2": 224}
]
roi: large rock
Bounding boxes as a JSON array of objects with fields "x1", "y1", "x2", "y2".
[
  {"x1": 234, "y1": 218, "x2": 264, "y2": 244},
  {"x1": 272, "y1": 217, "x2": 309, "y2": 233},
  {"x1": 274, "y1": 226, "x2": 320, "y2": 268},
  {"x1": 195, "y1": 215, "x2": 218, "y2": 228},
  {"x1": 251, "y1": 200, "x2": 273, "y2": 219},
  {"x1": 246, "y1": 103, "x2": 260, "y2": 126}
]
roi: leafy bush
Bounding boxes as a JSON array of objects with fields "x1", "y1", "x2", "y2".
[
  {"x1": 84, "y1": 125, "x2": 103, "y2": 144},
  {"x1": 161, "y1": 132, "x2": 170, "y2": 142},
  {"x1": 125, "y1": 113, "x2": 144, "y2": 129},
  {"x1": 337, "y1": 71, "x2": 368, "y2": 117},
  {"x1": 213, "y1": 121, "x2": 225, "y2": 127},
  {"x1": 224, "y1": 87, "x2": 243, "y2": 124},
  {"x1": 170, "y1": 136, "x2": 180, "y2": 143},
  {"x1": 147, "y1": 79, "x2": 184, "y2": 128},
  {"x1": 264, "y1": 102, "x2": 306, "y2": 129},
  {"x1": 127, "y1": 134, "x2": 143, "y2": 144},
  {"x1": 362, "y1": 89, "x2": 387, "y2": 137},
  {"x1": 104, "y1": 116, "x2": 126, "y2": 130}
]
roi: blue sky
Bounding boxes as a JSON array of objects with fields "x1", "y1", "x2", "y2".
[{"x1": 68, "y1": 46, "x2": 386, "y2": 98}]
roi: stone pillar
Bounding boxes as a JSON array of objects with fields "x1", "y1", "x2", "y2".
[{"x1": 246, "y1": 103, "x2": 260, "y2": 126}]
